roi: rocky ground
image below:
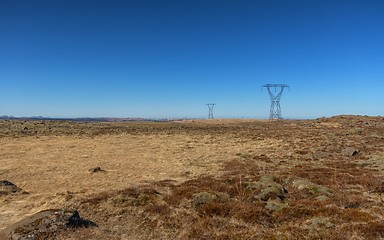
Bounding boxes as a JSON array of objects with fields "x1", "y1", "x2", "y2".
[{"x1": 0, "y1": 116, "x2": 384, "y2": 239}]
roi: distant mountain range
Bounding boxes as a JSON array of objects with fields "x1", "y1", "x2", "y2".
[{"x1": 0, "y1": 115, "x2": 173, "y2": 122}]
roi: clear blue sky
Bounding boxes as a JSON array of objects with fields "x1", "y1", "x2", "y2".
[{"x1": 1, "y1": 0, "x2": 383, "y2": 119}]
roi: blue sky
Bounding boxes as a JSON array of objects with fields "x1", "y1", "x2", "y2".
[{"x1": 1, "y1": 0, "x2": 383, "y2": 119}]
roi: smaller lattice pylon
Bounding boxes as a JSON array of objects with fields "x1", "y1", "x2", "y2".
[{"x1": 207, "y1": 103, "x2": 215, "y2": 119}]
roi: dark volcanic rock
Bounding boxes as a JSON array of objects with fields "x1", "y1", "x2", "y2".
[
  {"x1": 88, "y1": 166, "x2": 105, "y2": 173},
  {"x1": 0, "y1": 209, "x2": 97, "y2": 240},
  {"x1": 0, "y1": 180, "x2": 25, "y2": 195},
  {"x1": 66, "y1": 210, "x2": 97, "y2": 228}
]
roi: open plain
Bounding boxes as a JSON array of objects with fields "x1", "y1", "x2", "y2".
[{"x1": 1, "y1": 116, "x2": 384, "y2": 239}]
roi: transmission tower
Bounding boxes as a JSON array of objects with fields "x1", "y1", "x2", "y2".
[
  {"x1": 262, "y1": 84, "x2": 290, "y2": 120},
  {"x1": 207, "y1": 103, "x2": 215, "y2": 119}
]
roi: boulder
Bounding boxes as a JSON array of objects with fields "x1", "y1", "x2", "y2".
[
  {"x1": 292, "y1": 179, "x2": 332, "y2": 196},
  {"x1": 249, "y1": 175, "x2": 288, "y2": 201},
  {"x1": 257, "y1": 186, "x2": 287, "y2": 201},
  {"x1": 88, "y1": 166, "x2": 105, "y2": 173},
  {"x1": 192, "y1": 192, "x2": 218, "y2": 207},
  {"x1": 0, "y1": 209, "x2": 97, "y2": 240},
  {"x1": 192, "y1": 192, "x2": 229, "y2": 208},
  {"x1": 66, "y1": 210, "x2": 98, "y2": 228},
  {"x1": 0, "y1": 180, "x2": 25, "y2": 195},
  {"x1": 342, "y1": 147, "x2": 359, "y2": 157},
  {"x1": 245, "y1": 175, "x2": 289, "y2": 211}
]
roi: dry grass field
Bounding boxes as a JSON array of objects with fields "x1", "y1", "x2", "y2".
[{"x1": 1, "y1": 116, "x2": 384, "y2": 239}]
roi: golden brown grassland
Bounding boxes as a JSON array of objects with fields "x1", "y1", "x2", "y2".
[{"x1": 1, "y1": 116, "x2": 384, "y2": 239}]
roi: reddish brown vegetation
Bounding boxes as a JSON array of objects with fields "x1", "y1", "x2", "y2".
[{"x1": 1, "y1": 115, "x2": 384, "y2": 239}]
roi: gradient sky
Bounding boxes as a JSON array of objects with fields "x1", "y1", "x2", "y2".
[{"x1": 1, "y1": 0, "x2": 383, "y2": 119}]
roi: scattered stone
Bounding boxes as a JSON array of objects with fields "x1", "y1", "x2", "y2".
[
  {"x1": 342, "y1": 147, "x2": 359, "y2": 157},
  {"x1": 361, "y1": 121, "x2": 379, "y2": 127},
  {"x1": 292, "y1": 179, "x2": 332, "y2": 196},
  {"x1": 192, "y1": 192, "x2": 229, "y2": 208},
  {"x1": 66, "y1": 210, "x2": 98, "y2": 228},
  {"x1": 257, "y1": 186, "x2": 287, "y2": 201},
  {"x1": 249, "y1": 175, "x2": 288, "y2": 202},
  {"x1": 244, "y1": 179, "x2": 287, "y2": 212},
  {"x1": 88, "y1": 166, "x2": 105, "y2": 173},
  {"x1": 192, "y1": 192, "x2": 217, "y2": 207},
  {"x1": 0, "y1": 209, "x2": 97, "y2": 240},
  {"x1": 0, "y1": 180, "x2": 25, "y2": 195}
]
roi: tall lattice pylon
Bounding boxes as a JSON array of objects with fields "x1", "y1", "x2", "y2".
[
  {"x1": 262, "y1": 84, "x2": 290, "y2": 120},
  {"x1": 207, "y1": 103, "x2": 215, "y2": 119}
]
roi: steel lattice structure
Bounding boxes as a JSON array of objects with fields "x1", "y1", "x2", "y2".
[
  {"x1": 207, "y1": 103, "x2": 215, "y2": 119},
  {"x1": 262, "y1": 84, "x2": 290, "y2": 120}
]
